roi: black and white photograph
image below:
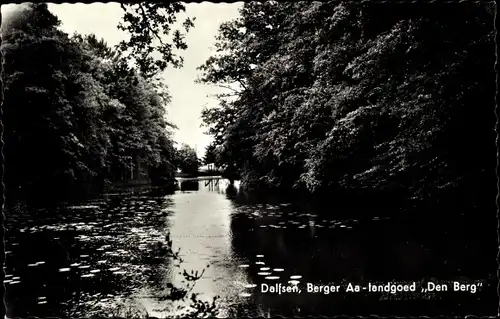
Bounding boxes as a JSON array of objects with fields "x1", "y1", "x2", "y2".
[{"x1": 0, "y1": 1, "x2": 497, "y2": 318}]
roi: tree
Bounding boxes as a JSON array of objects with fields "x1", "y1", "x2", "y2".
[
  {"x1": 1, "y1": 4, "x2": 220, "y2": 317},
  {"x1": 175, "y1": 144, "x2": 200, "y2": 175},
  {"x1": 199, "y1": 1, "x2": 496, "y2": 213},
  {"x1": 1, "y1": 4, "x2": 182, "y2": 200},
  {"x1": 116, "y1": 2, "x2": 195, "y2": 79},
  {"x1": 203, "y1": 142, "x2": 218, "y2": 171},
  {"x1": 2, "y1": 3, "x2": 101, "y2": 198}
]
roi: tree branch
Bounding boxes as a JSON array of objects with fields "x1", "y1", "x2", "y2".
[
  {"x1": 138, "y1": 3, "x2": 165, "y2": 46},
  {"x1": 216, "y1": 84, "x2": 242, "y2": 94},
  {"x1": 236, "y1": 79, "x2": 248, "y2": 90},
  {"x1": 121, "y1": 3, "x2": 166, "y2": 46}
]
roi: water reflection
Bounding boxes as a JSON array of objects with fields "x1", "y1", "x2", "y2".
[
  {"x1": 179, "y1": 180, "x2": 200, "y2": 192},
  {"x1": 4, "y1": 179, "x2": 497, "y2": 318}
]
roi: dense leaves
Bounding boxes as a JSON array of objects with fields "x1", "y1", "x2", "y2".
[
  {"x1": 203, "y1": 142, "x2": 217, "y2": 167},
  {"x1": 200, "y1": 1, "x2": 496, "y2": 214},
  {"x1": 175, "y1": 143, "x2": 200, "y2": 175},
  {"x1": 117, "y1": 2, "x2": 195, "y2": 79},
  {"x1": 1, "y1": 4, "x2": 180, "y2": 201}
]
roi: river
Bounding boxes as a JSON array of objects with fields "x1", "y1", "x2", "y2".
[{"x1": 3, "y1": 177, "x2": 497, "y2": 317}]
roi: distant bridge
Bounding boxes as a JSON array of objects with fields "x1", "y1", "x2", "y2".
[
  {"x1": 175, "y1": 175, "x2": 227, "y2": 191},
  {"x1": 176, "y1": 175, "x2": 223, "y2": 182}
]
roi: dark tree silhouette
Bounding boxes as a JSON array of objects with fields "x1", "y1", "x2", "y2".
[
  {"x1": 175, "y1": 143, "x2": 200, "y2": 175},
  {"x1": 1, "y1": 3, "x2": 188, "y2": 200},
  {"x1": 203, "y1": 142, "x2": 217, "y2": 171},
  {"x1": 200, "y1": 1, "x2": 496, "y2": 216}
]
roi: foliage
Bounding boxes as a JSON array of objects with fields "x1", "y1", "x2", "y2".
[
  {"x1": 200, "y1": 1, "x2": 496, "y2": 212},
  {"x1": 175, "y1": 143, "x2": 200, "y2": 175},
  {"x1": 1, "y1": 3, "x2": 181, "y2": 200},
  {"x1": 202, "y1": 142, "x2": 217, "y2": 166},
  {"x1": 2, "y1": 4, "x2": 220, "y2": 316},
  {"x1": 116, "y1": 2, "x2": 195, "y2": 79}
]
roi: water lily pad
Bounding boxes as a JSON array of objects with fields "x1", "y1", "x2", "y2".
[
  {"x1": 58, "y1": 268, "x2": 71, "y2": 272},
  {"x1": 68, "y1": 205, "x2": 99, "y2": 210},
  {"x1": 244, "y1": 284, "x2": 257, "y2": 288},
  {"x1": 260, "y1": 267, "x2": 270, "y2": 271},
  {"x1": 257, "y1": 272, "x2": 271, "y2": 276},
  {"x1": 290, "y1": 275, "x2": 302, "y2": 279},
  {"x1": 265, "y1": 276, "x2": 280, "y2": 280},
  {"x1": 273, "y1": 268, "x2": 284, "y2": 272},
  {"x1": 238, "y1": 292, "x2": 252, "y2": 297},
  {"x1": 238, "y1": 264, "x2": 250, "y2": 268}
]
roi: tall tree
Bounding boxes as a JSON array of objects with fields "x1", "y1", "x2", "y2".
[
  {"x1": 200, "y1": 1, "x2": 496, "y2": 213},
  {"x1": 1, "y1": 4, "x2": 182, "y2": 200},
  {"x1": 203, "y1": 142, "x2": 217, "y2": 170},
  {"x1": 2, "y1": 4, "x2": 95, "y2": 197},
  {"x1": 175, "y1": 144, "x2": 200, "y2": 175}
]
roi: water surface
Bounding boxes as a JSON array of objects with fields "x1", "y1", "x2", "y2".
[{"x1": 4, "y1": 178, "x2": 497, "y2": 317}]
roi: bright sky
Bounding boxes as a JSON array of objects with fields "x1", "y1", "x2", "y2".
[{"x1": 1, "y1": 2, "x2": 242, "y2": 158}]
